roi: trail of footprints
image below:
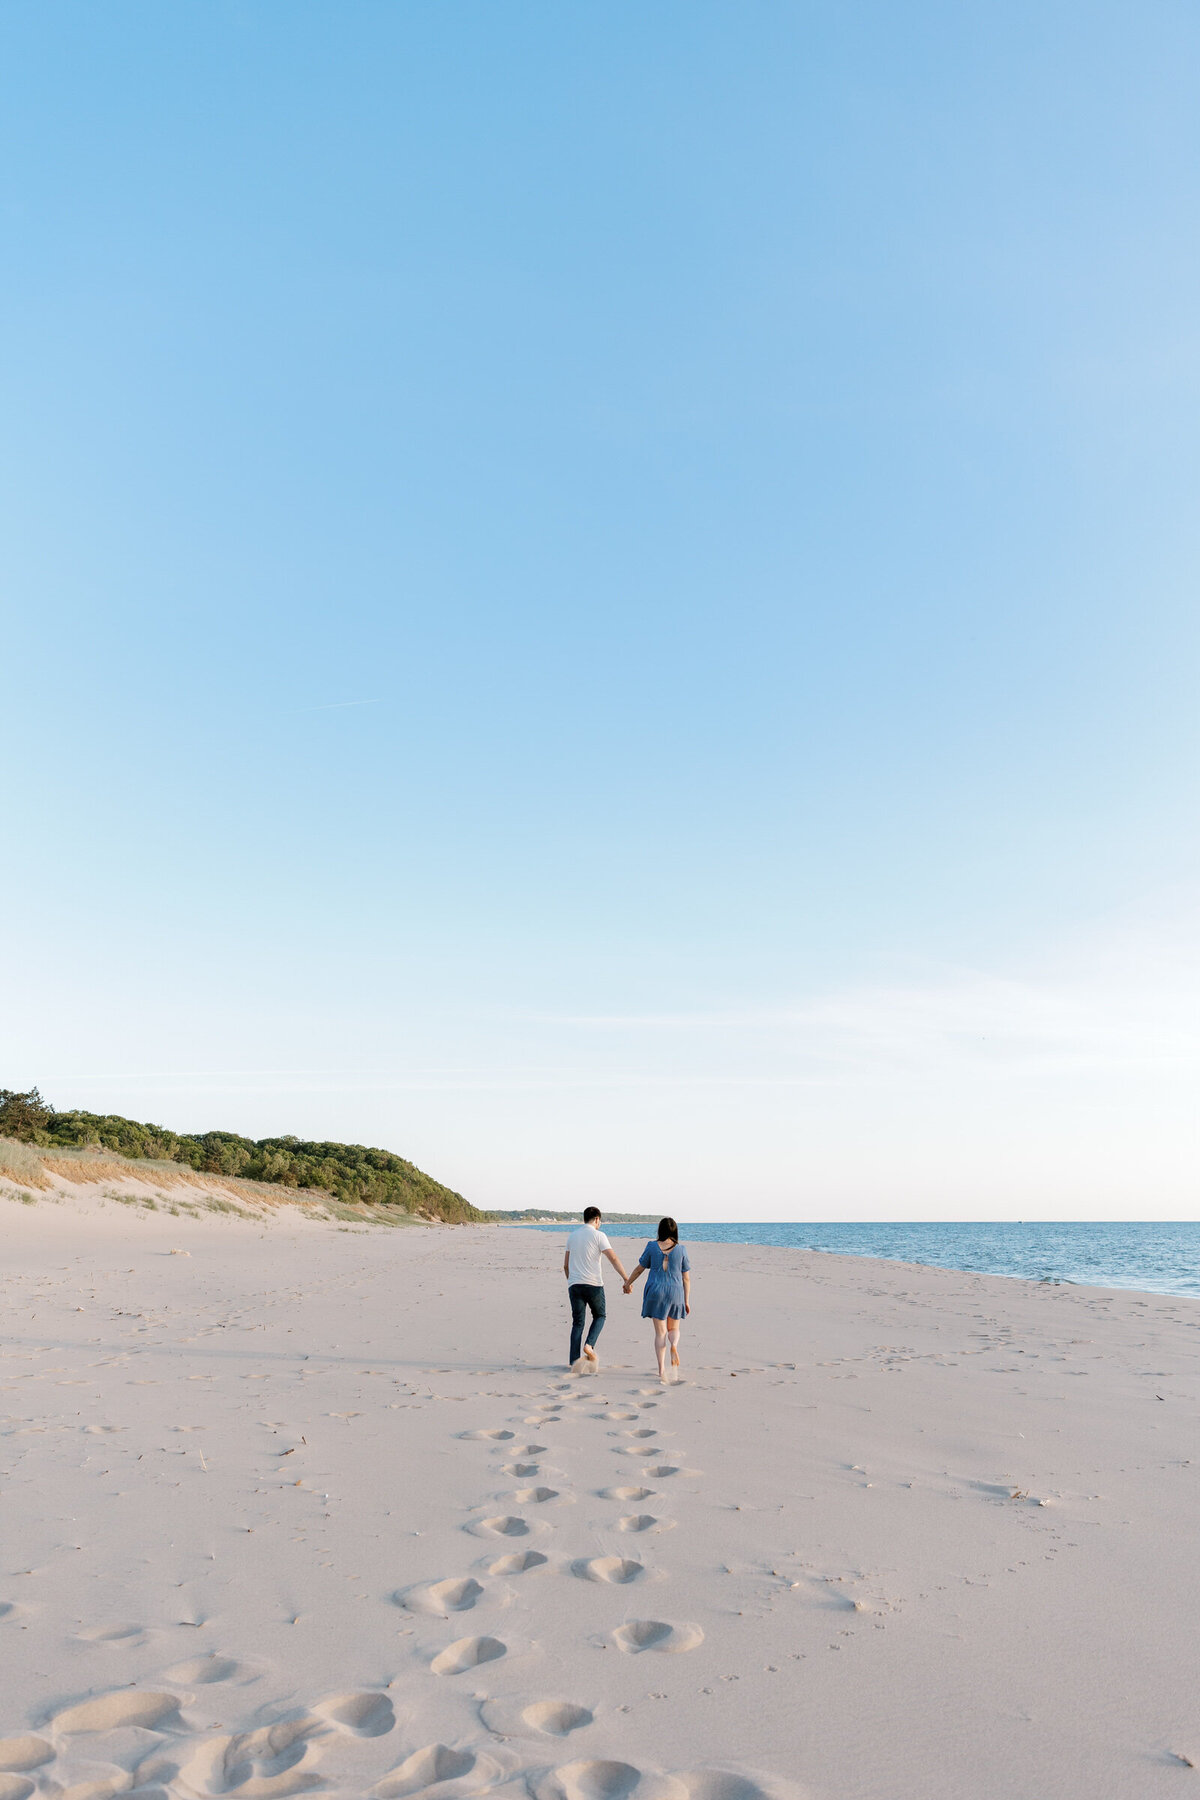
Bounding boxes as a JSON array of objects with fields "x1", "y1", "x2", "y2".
[{"x1": 0, "y1": 1382, "x2": 797, "y2": 1800}]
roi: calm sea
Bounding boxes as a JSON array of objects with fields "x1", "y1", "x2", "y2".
[{"x1": 524, "y1": 1219, "x2": 1200, "y2": 1299}]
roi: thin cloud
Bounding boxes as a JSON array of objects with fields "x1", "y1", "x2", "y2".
[{"x1": 542, "y1": 921, "x2": 1200, "y2": 1081}]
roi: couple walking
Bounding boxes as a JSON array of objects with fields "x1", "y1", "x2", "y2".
[{"x1": 563, "y1": 1207, "x2": 691, "y2": 1383}]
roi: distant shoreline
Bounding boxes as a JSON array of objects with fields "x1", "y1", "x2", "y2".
[
  {"x1": 513, "y1": 1217, "x2": 1200, "y2": 1300},
  {"x1": 493, "y1": 1211, "x2": 660, "y2": 1225}
]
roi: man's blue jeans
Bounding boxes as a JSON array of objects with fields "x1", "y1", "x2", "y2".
[{"x1": 568, "y1": 1283, "x2": 606, "y2": 1364}]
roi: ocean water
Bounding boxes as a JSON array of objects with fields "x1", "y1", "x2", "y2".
[{"x1": 526, "y1": 1219, "x2": 1200, "y2": 1299}]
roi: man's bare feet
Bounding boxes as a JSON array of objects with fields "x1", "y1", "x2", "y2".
[{"x1": 583, "y1": 1345, "x2": 599, "y2": 1371}]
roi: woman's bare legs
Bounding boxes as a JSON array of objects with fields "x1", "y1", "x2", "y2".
[
  {"x1": 666, "y1": 1320, "x2": 682, "y2": 1378},
  {"x1": 652, "y1": 1319, "x2": 668, "y2": 1380}
]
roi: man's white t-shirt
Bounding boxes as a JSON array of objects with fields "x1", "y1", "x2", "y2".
[{"x1": 566, "y1": 1223, "x2": 611, "y2": 1285}]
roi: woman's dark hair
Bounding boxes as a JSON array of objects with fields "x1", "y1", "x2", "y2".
[{"x1": 657, "y1": 1216, "x2": 678, "y2": 1244}]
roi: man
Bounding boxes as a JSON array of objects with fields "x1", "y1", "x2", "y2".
[{"x1": 563, "y1": 1206, "x2": 631, "y2": 1372}]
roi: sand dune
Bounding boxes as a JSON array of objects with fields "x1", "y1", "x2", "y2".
[
  {"x1": 1, "y1": 1193, "x2": 1199, "y2": 1797},
  {"x1": 0, "y1": 1146, "x2": 432, "y2": 1229}
]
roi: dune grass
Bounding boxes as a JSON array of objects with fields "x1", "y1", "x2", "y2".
[{"x1": 0, "y1": 1136, "x2": 52, "y2": 1188}]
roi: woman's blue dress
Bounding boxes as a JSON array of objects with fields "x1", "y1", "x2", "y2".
[{"x1": 638, "y1": 1241, "x2": 690, "y2": 1320}]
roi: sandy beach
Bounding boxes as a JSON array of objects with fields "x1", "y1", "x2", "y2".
[{"x1": 2, "y1": 1192, "x2": 1198, "y2": 1800}]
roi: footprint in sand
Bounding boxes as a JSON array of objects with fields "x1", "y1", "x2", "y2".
[
  {"x1": 501, "y1": 1462, "x2": 541, "y2": 1477},
  {"x1": 510, "y1": 1443, "x2": 547, "y2": 1456},
  {"x1": 181, "y1": 1718, "x2": 323, "y2": 1798},
  {"x1": 466, "y1": 1514, "x2": 540, "y2": 1539},
  {"x1": 0, "y1": 1741, "x2": 52, "y2": 1774},
  {"x1": 677, "y1": 1772, "x2": 803, "y2": 1800},
  {"x1": 53, "y1": 1693, "x2": 182, "y2": 1734},
  {"x1": 429, "y1": 1634, "x2": 506, "y2": 1676},
  {"x1": 598, "y1": 1486, "x2": 656, "y2": 1502},
  {"x1": 526, "y1": 1701, "x2": 593, "y2": 1737},
  {"x1": 644, "y1": 1465, "x2": 683, "y2": 1479},
  {"x1": 618, "y1": 1447, "x2": 660, "y2": 1459},
  {"x1": 622, "y1": 1429, "x2": 657, "y2": 1440},
  {"x1": 512, "y1": 1486, "x2": 560, "y2": 1505},
  {"x1": 128, "y1": 1747, "x2": 185, "y2": 1792},
  {"x1": 571, "y1": 1557, "x2": 647, "y2": 1585},
  {"x1": 533, "y1": 1762, "x2": 680, "y2": 1800},
  {"x1": 399, "y1": 1576, "x2": 486, "y2": 1616},
  {"x1": 617, "y1": 1515, "x2": 673, "y2": 1534},
  {"x1": 459, "y1": 1428, "x2": 515, "y2": 1442},
  {"x1": 316, "y1": 1693, "x2": 395, "y2": 1736},
  {"x1": 612, "y1": 1620, "x2": 704, "y2": 1655},
  {"x1": 488, "y1": 1551, "x2": 548, "y2": 1576},
  {"x1": 686, "y1": 1778, "x2": 790, "y2": 1800},
  {"x1": 75, "y1": 1623, "x2": 147, "y2": 1648},
  {"x1": 0, "y1": 1778, "x2": 35, "y2": 1800},
  {"x1": 375, "y1": 1743, "x2": 502, "y2": 1796},
  {"x1": 480, "y1": 1696, "x2": 594, "y2": 1740},
  {"x1": 163, "y1": 1655, "x2": 242, "y2": 1683}
]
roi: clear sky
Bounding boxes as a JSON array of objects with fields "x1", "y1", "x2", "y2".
[{"x1": 3, "y1": 4, "x2": 1197, "y2": 1219}]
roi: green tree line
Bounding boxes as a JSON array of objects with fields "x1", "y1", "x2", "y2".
[{"x1": 0, "y1": 1088, "x2": 482, "y2": 1222}]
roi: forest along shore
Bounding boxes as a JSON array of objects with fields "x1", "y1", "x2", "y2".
[{"x1": 1, "y1": 1203, "x2": 1197, "y2": 1799}]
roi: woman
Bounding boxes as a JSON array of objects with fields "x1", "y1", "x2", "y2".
[{"x1": 624, "y1": 1217, "x2": 691, "y2": 1383}]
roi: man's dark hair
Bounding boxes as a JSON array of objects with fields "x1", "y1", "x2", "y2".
[{"x1": 583, "y1": 1206, "x2": 602, "y2": 1224}]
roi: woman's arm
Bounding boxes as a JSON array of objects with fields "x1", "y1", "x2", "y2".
[
  {"x1": 623, "y1": 1264, "x2": 647, "y2": 1294},
  {"x1": 682, "y1": 1271, "x2": 691, "y2": 1315}
]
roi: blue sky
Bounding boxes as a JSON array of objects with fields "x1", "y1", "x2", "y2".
[{"x1": 3, "y1": 4, "x2": 1197, "y2": 1217}]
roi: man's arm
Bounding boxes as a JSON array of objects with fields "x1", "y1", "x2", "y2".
[
  {"x1": 564, "y1": 1250, "x2": 571, "y2": 1280},
  {"x1": 603, "y1": 1246, "x2": 630, "y2": 1284}
]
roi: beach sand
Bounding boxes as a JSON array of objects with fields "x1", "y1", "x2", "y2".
[{"x1": 1, "y1": 1191, "x2": 1198, "y2": 1799}]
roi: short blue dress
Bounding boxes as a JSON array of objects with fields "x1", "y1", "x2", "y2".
[{"x1": 638, "y1": 1240, "x2": 690, "y2": 1320}]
